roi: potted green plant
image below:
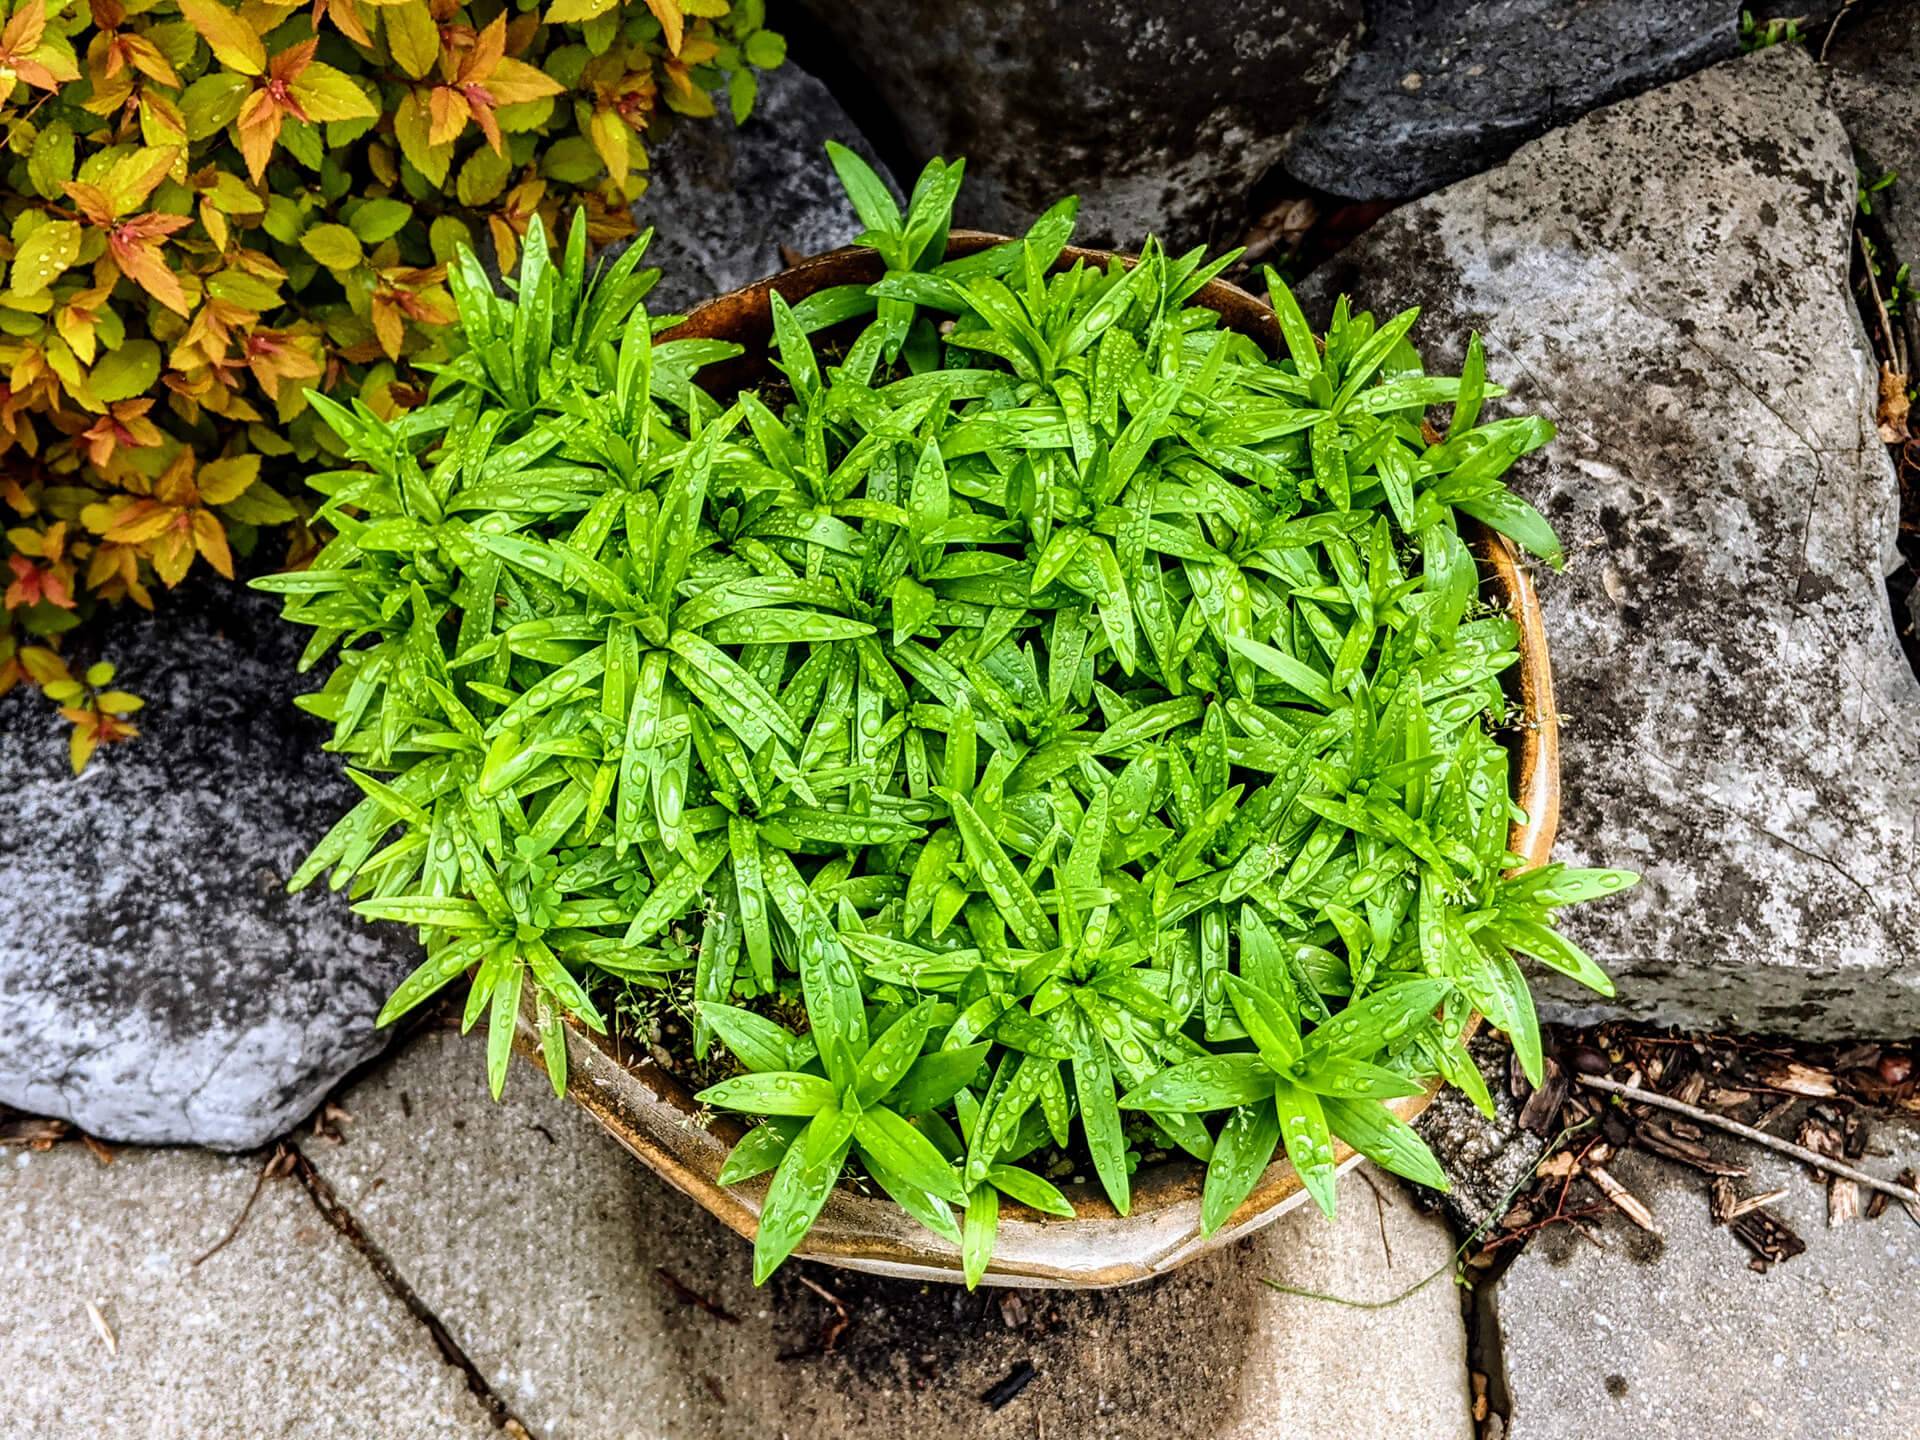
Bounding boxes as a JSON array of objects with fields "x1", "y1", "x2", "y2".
[{"x1": 260, "y1": 145, "x2": 1635, "y2": 1289}]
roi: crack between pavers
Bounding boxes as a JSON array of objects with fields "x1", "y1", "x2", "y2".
[
  {"x1": 287, "y1": 1143, "x2": 536, "y2": 1439},
  {"x1": 1464, "y1": 1257, "x2": 1515, "y2": 1440}
]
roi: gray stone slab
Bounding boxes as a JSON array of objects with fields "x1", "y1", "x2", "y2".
[
  {"x1": 1494, "y1": 1123, "x2": 1920, "y2": 1438},
  {"x1": 304, "y1": 1027, "x2": 1474, "y2": 1440},
  {"x1": 0, "y1": 585, "x2": 417, "y2": 1149},
  {"x1": 1288, "y1": 0, "x2": 1737, "y2": 202},
  {"x1": 1305, "y1": 46, "x2": 1920, "y2": 1038},
  {"x1": 0, "y1": 1141, "x2": 494, "y2": 1438}
]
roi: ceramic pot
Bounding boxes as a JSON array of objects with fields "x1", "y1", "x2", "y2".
[{"x1": 516, "y1": 236, "x2": 1560, "y2": 1288}]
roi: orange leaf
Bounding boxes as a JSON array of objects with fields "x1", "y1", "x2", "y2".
[
  {"x1": 101, "y1": 501, "x2": 176, "y2": 546},
  {"x1": 150, "y1": 527, "x2": 195, "y2": 587},
  {"x1": 234, "y1": 89, "x2": 284, "y2": 183},
  {"x1": 370, "y1": 297, "x2": 405, "y2": 360},
  {"x1": 426, "y1": 85, "x2": 471, "y2": 146},
  {"x1": 191, "y1": 510, "x2": 233, "y2": 579},
  {"x1": 61, "y1": 181, "x2": 116, "y2": 228},
  {"x1": 122, "y1": 33, "x2": 182, "y2": 87},
  {"x1": 269, "y1": 37, "x2": 317, "y2": 84},
  {"x1": 644, "y1": 0, "x2": 682, "y2": 54},
  {"x1": 326, "y1": 0, "x2": 373, "y2": 47},
  {"x1": 109, "y1": 235, "x2": 190, "y2": 317},
  {"x1": 466, "y1": 12, "x2": 506, "y2": 79},
  {"x1": 1, "y1": 0, "x2": 46, "y2": 55}
]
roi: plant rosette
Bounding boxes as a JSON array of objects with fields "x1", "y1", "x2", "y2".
[{"x1": 261, "y1": 145, "x2": 1638, "y2": 1289}]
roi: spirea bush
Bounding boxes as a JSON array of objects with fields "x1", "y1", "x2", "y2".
[
  {"x1": 0, "y1": 0, "x2": 783, "y2": 764},
  {"x1": 262, "y1": 146, "x2": 1637, "y2": 1286}
]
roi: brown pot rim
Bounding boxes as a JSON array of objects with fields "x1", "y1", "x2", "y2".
[{"x1": 515, "y1": 235, "x2": 1560, "y2": 1287}]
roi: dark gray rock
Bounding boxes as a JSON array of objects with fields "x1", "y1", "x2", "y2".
[
  {"x1": 1827, "y1": 0, "x2": 1920, "y2": 366},
  {"x1": 1287, "y1": 2, "x2": 1852, "y2": 202},
  {"x1": 0, "y1": 585, "x2": 416, "y2": 1148},
  {"x1": 1306, "y1": 47, "x2": 1920, "y2": 1038},
  {"x1": 1288, "y1": 0, "x2": 1733, "y2": 202},
  {"x1": 637, "y1": 63, "x2": 896, "y2": 313},
  {"x1": 1493, "y1": 1132, "x2": 1920, "y2": 1438},
  {"x1": 789, "y1": 0, "x2": 1362, "y2": 249},
  {"x1": 1415, "y1": 1036, "x2": 1546, "y2": 1236}
]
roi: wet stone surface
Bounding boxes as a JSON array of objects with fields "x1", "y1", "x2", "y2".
[
  {"x1": 294, "y1": 1026, "x2": 1475, "y2": 1440},
  {"x1": 1288, "y1": 0, "x2": 1744, "y2": 203},
  {"x1": 1307, "y1": 46, "x2": 1920, "y2": 1038},
  {"x1": 0, "y1": 1137, "x2": 495, "y2": 1437},
  {"x1": 0, "y1": 585, "x2": 416, "y2": 1148},
  {"x1": 788, "y1": 0, "x2": 1362, "y2": 249},
  {"x1": 1493, "y1": 1130, "x2": 1920, "y2": 1439},
  {"x1": 637, "y1": 62, "x2": 896, "y2": 313}
]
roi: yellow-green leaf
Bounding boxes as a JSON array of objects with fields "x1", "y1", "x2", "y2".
[
  {"x1": 348, "y1": 198, "x2": 412, "y2": 244},
  {"x1": 206, "y1": 268, "x2": 282, "y2": 310},
  {"x1": 545, "y1": 0, "x2": 614, "y2": 19},
  {"x1": 179, "y1": 73, "x2": 250, "y2": 141},
  {"x1": 26, "y1": 122, "x2": 73, "y2": 200},
  {"x1": 205, "y1": 170, "x2": 264, "y2": 215},
  {"x1": 90, "y1": 340, "x2": 162, "y2": 404},
  {"x1": 9, "y1": 220, "x2": 80, "y2": 297},
  {"x1": 393, "y1": 90, "x2": 450, "y2": 186},
  {"x1": 745, "y1": 29, "x2": 785, "y2": 68},
  {"x1": 300, "y1": 223, "x2": 364, "y2": 271},
  {"x1": 427, "y1": 215, "x2": 473, "y2": 263},
  {"x1": 384, "y1": 4, "x2": 440, "y2": 79},
  {"x1": 178, "y1": 0, "x2": 266, "y2": 75},
  {"x1": 289, "y1": 63, "x2": 376, "y2": 123},
  {"x1": 455, "y1": 144, "x2": 511, "y2": 207}
]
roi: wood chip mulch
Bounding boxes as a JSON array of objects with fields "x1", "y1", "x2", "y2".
[{"x1": 1470, "y1": 1024, "x2": 1918, "y2": 1274}]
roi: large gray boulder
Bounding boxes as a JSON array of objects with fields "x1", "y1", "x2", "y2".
[
  {"x1": 787, "y1": 0, "x2": 1362, "y2": 249},
  {"x1": 0, "y1": 586, "x2": 416, "y2": 1148},
  {"x1": 1287, "y1": 2, "x2": 1844, "y2": 202},
  {"x1": 1307, "y1": 46, "x2": 1920, "y2": 1038},
  {"x1": 637, "y1": 62, "x2": 895, "y2": 312},
  {"x1": 1827, "y1": 1, "x2": 1920, "y2": 375}
]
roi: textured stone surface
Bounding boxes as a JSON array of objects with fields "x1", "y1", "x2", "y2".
[
  {"x1": 1493, "y1": 1127, "x2": 1920, "y2": 1438},
  {"x1": 301, "y1": 1027, "x2": 1474, "y2": 1440},
  {"x1": 1415, "y1": 1035, "x2": 1545, "y2": 1236},
  {"x1": 1289, "y1": 0, "x2": 1738, "y2": 202},
  {"x1": 0, "y1": 585, "x2": 416, "y2": 1148},
  {"x1": 790, "y1": 0, "x2": 1361, "y2": 248},
  {"x1": 639, "y1": 62, "x2": 895, "y2": 312},
  {"x1": 1306, "y1": 47, "x2": 1920, "y2": 1037},
  {"x1": 0, "y1": 1142, "x2": 494, "y2": 1438}
]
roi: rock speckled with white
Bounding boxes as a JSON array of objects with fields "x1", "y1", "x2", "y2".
[
  {"x1": 1308, "y1": 47, "x2": 1920, "y2": 1037},
  {"x1": 0, "y1": 586, "x2": 417, "y2": 1147}
]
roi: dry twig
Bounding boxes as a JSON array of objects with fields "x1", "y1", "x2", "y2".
[
  {"x1": 1577, "y1": 1076, "x2": 1920, "y2": 1206},
  {"x1": 192, "y1": 1145, "x2": 294, "y2": 1267},
  {"x1": 1585, "y1": 1164, "x2": 1659, "y2": 1234}
]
